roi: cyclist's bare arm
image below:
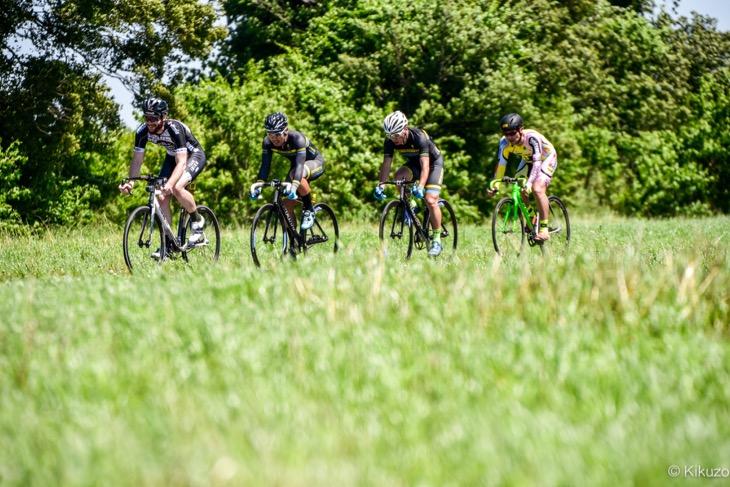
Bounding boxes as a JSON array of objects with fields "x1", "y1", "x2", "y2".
[
  {"x1": 418, "y1": 155, "x2": 429, "y2": 188},
  {"x1": 119, "y1": 152, "x2": 144, "y2": 194},
  {"x1": 378, "y1": 157, "x2": 393, "y2": 186}
]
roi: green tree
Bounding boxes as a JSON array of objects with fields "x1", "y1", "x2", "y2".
[{"x1": 0, "y1": 0, "x2": 226, "y2": 225}]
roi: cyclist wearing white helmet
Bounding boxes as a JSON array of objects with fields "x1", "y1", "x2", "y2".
[
  {"x1": 118, "y1": 97, "x2": 207, "y2": 253},
  {"x1": 487, "y1": 113, "x2": 558, "y2": 241},
  {"x1": 374, "y1": 110, "x2": 446, "y2": 257},
  {"x1": 250, "y1": 112, "x2": 326, "y2": 231}
]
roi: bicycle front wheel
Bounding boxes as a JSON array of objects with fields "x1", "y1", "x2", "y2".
[
  {"x1": 303, "y1": 203, "x2": 340, "y2": 260},
  {"x1": 181, "y1": 205, "x2": 221, "y2": 267},
  {"x1": 251, "y1": 203, "x2": 288, "y2": 267},
  {"x1": 543, "y1": 196, "x2": 571, "y2": 254},
  {"x1": 123, "y1": 206, "x2": 165, "y2": 273},
  {"x1": 492, "y1": 198, "x2": 525, "y2": 257},
  {"x1": 423, "y1": 199, "x2": 458, "y2": 258},
  {"x1": 379, "y1": 200, "x2": 414, "y2": 260}
]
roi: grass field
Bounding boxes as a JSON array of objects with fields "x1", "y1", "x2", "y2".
[{"x1": 1, "y1": 216, "x2": 729, "y2": 486}]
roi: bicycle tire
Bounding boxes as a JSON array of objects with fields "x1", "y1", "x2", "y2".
[
  {"x1": 492, "y1": 197, "x2": 525, "y2": 257},
  {"x1": 303, "y1": 202, "x2": 340, "y2": 259},
  {"x1": 544, "y1": 196, "x2": 571, "y2": 254},
  {"x1": 423, "y1": 199, "x2": 458, "y2": 257},
  {"x1": 251, "y1": 203, "x2": 288, "y2": 267},
  {"x1": 181, "y1": 205, "x2": 221, "y2": 267},
  {"x1": 379, "y1": 200, "x2": 414, "y2": 260},
  {"x1": 123, "y1": 206, "x2": 165, "y2": 273}
]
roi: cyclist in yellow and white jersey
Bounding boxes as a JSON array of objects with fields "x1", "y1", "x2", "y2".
[{"x1": 487, "y1": 113, "x2": 557, "y2": 241}]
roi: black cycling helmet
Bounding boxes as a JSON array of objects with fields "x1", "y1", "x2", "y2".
[
  {"x1": 142, "y1": 98, "x2": 169, "y2": 117},
  {"x1": 500, "y1": 113, "x2": 523, "y2": 132},
  {"x1": 264, "y1": 112, "x2": 288, "y2": 133}
]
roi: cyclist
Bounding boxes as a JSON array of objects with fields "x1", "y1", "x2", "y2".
[
  {"x1": 373, "y1": 110, "x2": 445, "y2": 257},
  {"x1": 118, "y1": 98, "x2": 207, "y2": 256},
  {"x1": 487, "y1": 113, "x2": 557, "y2": 241},
  {"x1": 249, "y1": 112, "x2": 325, "y2": 231}
]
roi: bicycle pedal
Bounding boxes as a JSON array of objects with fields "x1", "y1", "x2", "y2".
[{"x1": 307, "y1": 235, "x2": 327, "y2": 245}]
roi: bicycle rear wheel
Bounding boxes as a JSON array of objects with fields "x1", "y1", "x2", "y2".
[
  {"x1": 423, "y1": 199, "x2": 458, "y2": 258},
  {"x1": 181, "y1": 206, "x2": 221, "y2": 267},
  {"x1": 492, "y1": 197, "x2": 525, "y2": 257},
  {"x1": 379, "y1": 200, "x2": 413, "y2": 260},
  {"x1": 543, "y1": 196, "x2": 571, "y2": 254},
  {"x1": 303, "y1": 203, "x2": 340, "y2": 260},
  {"x1": 251, "y1": 203, "x2": 288, "y2": 267},
  {"x1": 123, "y1": 206, "x2": 165, "y2": 273}
]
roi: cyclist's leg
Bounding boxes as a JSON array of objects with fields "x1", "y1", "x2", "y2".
[
  {"x1": 158, "y1": 156, "x2": 176, "y2": 224},
  {"x1": 532, "y1": 154, "x2": 557, "y2": 240},
  {"x1": 393, "y1": 163, "x2": 414, "y2": 184},
  {"x1": 516, "y1": 163, "x2": 534, "y2": 218},
  {"x1": 424, "y1": 161, "x2": 445, "y2": 256},
  {"x1": 171, "y1": 151, "x2": 206, "y2": 213},
  {"x1": 395, "y1": 163, "x2": 418, "y2": 226},
  {"x1": 424, "y1": 160, "x2": 444, "y2": 230},
  {"x1": 282, "y1": 172, "x2": 299, "y2": 229},
  {"x1": 297, "y1": 157, "x2": 325, "y2": 230},
  {"x1": 171, "y1": 151, "x2": 207, "y2": 243}
]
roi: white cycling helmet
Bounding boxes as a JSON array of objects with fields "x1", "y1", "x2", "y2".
[{"x1": 383, "y1": 111, "x2": 408, "y2": 136}]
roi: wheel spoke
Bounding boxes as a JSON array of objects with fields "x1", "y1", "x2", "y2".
[
  {"x1": 251, "y1": 204, "x2": 287, "y2": 267},
  {"x1": 492, "y1": 198, "x2": 525, "y2": 257},
  {"x1": 379, "y1": 200, "x2": 413, "y2": 260},
  {"x1": 123, "y1": 207, "x2": 164, "y2": 273}
]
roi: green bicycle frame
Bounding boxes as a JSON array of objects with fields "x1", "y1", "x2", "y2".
[{"x1": 490, "y1": 177, "x2": 537, "y2": 235}]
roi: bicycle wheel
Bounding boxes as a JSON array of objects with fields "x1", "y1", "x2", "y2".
[
  {"x1": 379, "y1": 200, "x2": 414, "y2": 260},
  {"x1": 492, "y1": 197, "x2": 525, "y2": 257},
  {"x1": 251, "y1": 203, "x2": 288, "y2": 267},
  {"x1": 303, "y1": 203, "x2": 340, "y2": 259},
  {"x1": 123, "y1": 206, "x2": 165, "y2": 273},
  {"x1": 543, "y1": 196, "x2": 571, "y2": 254},
  {"x1": 181, "y1": 206, "x2": 221, "y2": 267},
  {"x1": 423, "y1": 199, "x2": 458, "y2": 257}
]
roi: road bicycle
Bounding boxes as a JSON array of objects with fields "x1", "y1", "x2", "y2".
[
  {"x1": 249, "y1": 179, "x2": 340, "y2": 267},
  {"x1": 121, "y1": 175, "x2": 221, "y2": 272},
  {"x1": 378, "y1": 179, "x2": 458, "y2": 260},
  {"x1": 489, "y1": 177, "x2": 570, "y2": 257}
]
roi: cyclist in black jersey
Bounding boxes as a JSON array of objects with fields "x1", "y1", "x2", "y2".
[
  {"x1": 249, "y1": 112, "x2": 325, "y2": 231},
  {"x1": 374, "y1": 111, "x2": 445, "y2": 257},
  {"x1": 118, "y1": 98, "x2": 207, "y2": 252}
]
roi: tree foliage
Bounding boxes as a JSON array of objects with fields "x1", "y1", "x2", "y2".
[
  {"x1": 198, "y1": 0, "x2": 729, "y2": 220},
  {"x1": 0, "y1": 0, "x2": 226, "y2": 225},
  {"x1": 2, "y1": 0, "x2": 730, "y2": 225}
]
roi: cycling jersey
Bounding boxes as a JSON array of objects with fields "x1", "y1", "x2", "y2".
[
  {"x1": 384, "y1": 127, "x2": 442, "y2": 164},
  {"x1": 258, "y1": 130, "x2": 324, "y2": 187},
  {"x1": 494, "y1": 129, "x2": 557, "y2": 187},
  {"x1": 384, "y1": 127, "x2": 445, "y2": 193},
  {"x1": 134, "y1": 119, "x2": 203, "y2": 157}
]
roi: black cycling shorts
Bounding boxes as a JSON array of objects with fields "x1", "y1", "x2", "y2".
[{"x1": 159, "y1": 150, "x2": 207, "y2": 184}]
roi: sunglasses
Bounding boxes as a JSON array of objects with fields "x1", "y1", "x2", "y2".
[
  {"x1": 145, "y1": 115, "x2": 161, "y2": 122},
  {"x1": 503, "y1": 130, "x2": 519, "y2": 137},
  {"x1": 267, "y1": 130, "x2": 287, "y2": 136},
  {"x1": 387, "y1": 130, "x2": 406, "y2": 141}
]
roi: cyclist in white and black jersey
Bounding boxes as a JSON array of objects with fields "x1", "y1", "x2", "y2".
[{"x1": 118, "y1": 98, "x2": 207, "y2": 248}]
